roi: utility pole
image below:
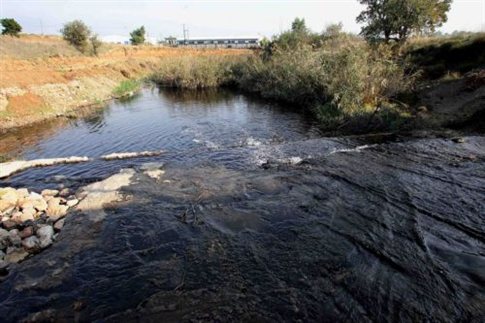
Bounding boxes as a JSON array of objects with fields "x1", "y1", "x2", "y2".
[{"x1": 182, "y1": 24, "x2": 189, "y2": 45}]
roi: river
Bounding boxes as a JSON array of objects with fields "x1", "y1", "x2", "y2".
[{"x1": 0, "y1": 88, "x2": 484, "y2": 322}]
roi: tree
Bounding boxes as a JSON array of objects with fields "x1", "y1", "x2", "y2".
[
  {"x1": 130, "y1": 26, "x2": 145, "y2": 45},
  {"x1": 356, "y1": 0, "x2": 452, "y2": 43},
  {"x1": 90, "y1": 34, "x2": 102, "y2": 56},
  {"x1": 1, "y1": 18, "x2": 22, "y2": 36},
  {"x1": 291, "y1": 18, "x2": 308, "y2": 34},
  {"x1": 61, "y1": 20, "x2": 91, "y2": 51}
]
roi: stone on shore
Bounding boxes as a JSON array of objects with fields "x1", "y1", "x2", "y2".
[
  {"x1": 22, "y1": 236, "x2": 41, "y2": 251},
  {"x1": 41, "y1": 189, "x2": 59, "y2": 197},
  {"x1": 54, "y1": 219, "x2": 65, "y2": 231},
  {"x1": 36, "y1": 225, "x2": 54, "y2": 248},
  {"x1": 5, "y1": 247, "x2": 29, "y2": 263},
  {"x1": 19, "y1": 226, "x2": 34, "y2": 238}
]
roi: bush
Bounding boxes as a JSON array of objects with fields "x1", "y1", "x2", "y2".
[
  {"x1": 1, "y1": 18, "x2": 22, "y2": 37},
  {"x1": 130, "y1": 26, "x2": 145, "y2": 45},
  {"x1": 90, "y1": 34, "x2": 102, "y2": 56},
  {"x1": 232, "y1": 34, "x2": 414, "y2": 130},
  {"x1": 61, "y1": 20, "x2": 91, "y2": 52}
]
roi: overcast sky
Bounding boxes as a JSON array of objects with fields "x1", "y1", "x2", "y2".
[{"x1": 1, "y1": 0, "x2": 484, "y2": 42}]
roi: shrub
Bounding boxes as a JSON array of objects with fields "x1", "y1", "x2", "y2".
[
  {"x1": 90, "y1": 34, "x2": 102, "y2": 56},
  {"x1": 61, "y1": 20, "x2": 91, "y2": 52},
  {"x1": 1, "y1": 18, "x2": 22, "y2": 37},
  {"x1": 130, "y1": 26, "x2": 145, "y2": 45},
  {"x1": 232, "y1": 34, "x2": 414, "y2": 130}
]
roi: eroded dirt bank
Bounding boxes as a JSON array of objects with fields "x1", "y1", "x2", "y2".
[
  {"x1": 0, "y1": 36, "x2": 248, "y2": 131},
  {"x1": 0, "y1": 136, "x2": 483, "y2": 322}
]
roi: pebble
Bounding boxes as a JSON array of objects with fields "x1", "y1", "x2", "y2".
[
  {"x1": 54, "y1": 219, "x2": 65, "y2": 231},
  {"x1": 19, "y1": 226, "x2": 34, "y2": 238},
  {"x1": 22, "y1": 236, "x2": 40, "y2": 251},
  {"x1": 0, "y1": 186, "x2": 80, "y2": 266}
]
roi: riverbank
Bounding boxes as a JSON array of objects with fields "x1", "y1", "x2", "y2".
[{"x1": 0, "y1": 35, "x2": 249, "y2": 132}]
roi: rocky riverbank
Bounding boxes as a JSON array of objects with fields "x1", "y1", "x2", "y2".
[{"x1": 0, "y1": 187, "x2": 79, "y2": 273}]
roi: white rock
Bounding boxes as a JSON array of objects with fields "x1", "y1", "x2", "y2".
[
  {"x1": 41, "y1": 189, "x2": 59, "y2": 197},
  {"x1": 16, "y1": 188, "x2": 29, "y2": 198},
  {"x1": 36, "y1": 225, "x2": 54, "y2": 248},
  {"x1": 29, "y1": 192, "x2": 43, "y2": 200},
  {"x1": 0, "y1": 157, "x2": 90, "y2": 179},
  {"x1": 66, "y1": 199, "x2": 79, "y2": 207},
  {"x1": 20, "y1": 207, "x2": 36, "y2": 222},
  {"x1": 32, "y1": 198, "x2": 48, "y2": 211},
  {"x1": 46, "y1": 198, "x2": 68, "y2": 220}
]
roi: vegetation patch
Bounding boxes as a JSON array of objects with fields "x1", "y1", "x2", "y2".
[
  {"x1": 151, "y1": 55, "x2": 242, "y2": 89},
  {"x1": 113, "y1": 79, "x2": 141, "y2": 98},
  {"x1": 404, "y1": 33, "x2": 485, "y2": 79}
]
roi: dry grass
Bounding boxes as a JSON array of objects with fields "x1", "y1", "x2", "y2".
[
  {"x1": 151, "y1": 55, "x2": 244, "y2": 89},
  {"x1": 403, "y1": 32, "x2": 485, "y2": 79}
]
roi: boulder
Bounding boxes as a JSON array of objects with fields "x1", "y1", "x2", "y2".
[
  {"x1": 36, "y1": 225, "x2": 54, "y2": 248},
  {"x1": 0, "y1": 250, "x2": 5, "y2": 260},
  {"x1": 22, "y1": 236, "x2": 40, "y2": 251}
]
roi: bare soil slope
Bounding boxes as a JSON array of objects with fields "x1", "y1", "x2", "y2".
[{"x1": 0, "y1": 35, "x2": 249, "y2": 131}]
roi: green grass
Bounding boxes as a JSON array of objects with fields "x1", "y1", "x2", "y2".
[{"x1": 113, "y1": 79, "x2": 141, "y2": 97}]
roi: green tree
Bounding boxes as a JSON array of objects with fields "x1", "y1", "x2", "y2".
[
  {"x1": 90, "y1": 34, "x2": 102, "y2": 56},
  {"x1": 1, "y1": 18, "x2": 22, "y2": 36},
  {"x1": 60, "y1": 20, "x2": 91, "y2": 51},
  {"x1": 291, "y1": 17, "x2": 308, "y2": 34},
  {"x1": 130, "y1": 26, "x2": 145, "y2": 45},
  {"x1": 357, "y1": 0, "x2": 452, "y2": 43}
]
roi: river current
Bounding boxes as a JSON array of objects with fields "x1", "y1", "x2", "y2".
[{"x1": 0, "y1": 88, "x2": 484, "y2": 322}]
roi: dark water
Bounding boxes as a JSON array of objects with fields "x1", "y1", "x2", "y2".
[{"x1": 0, "y1": 89, "x2": 484, "y2": 322}]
